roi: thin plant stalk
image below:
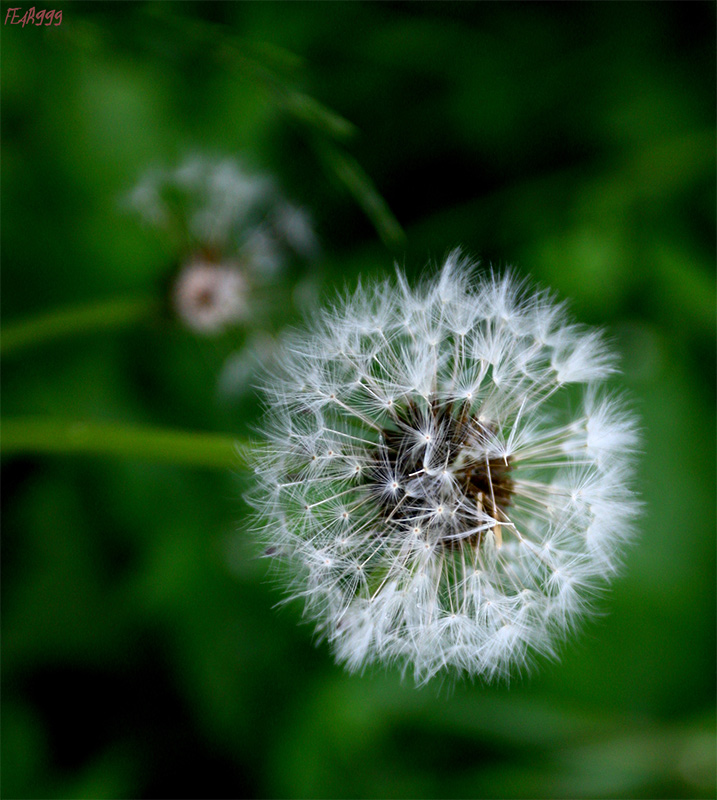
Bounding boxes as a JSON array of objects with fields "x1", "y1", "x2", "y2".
[
  {"x1": 1, "y1": 296, "x2": 158, "y2": 358},
  {"x1": 1, "y1": 417, "x2": 245, "y2": 470}
]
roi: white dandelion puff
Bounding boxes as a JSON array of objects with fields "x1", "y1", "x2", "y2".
[
  {"x1": 125, "y1": 155, "x2": 319, "y2": 336},
  {"x1": 250, "y1": 254, "x2": 639, "y2": 683},
  {"x1": 126, "y1": 154, "x2": 318, "y2": 278}
]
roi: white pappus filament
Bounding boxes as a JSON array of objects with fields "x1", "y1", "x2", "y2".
[{"x1": 250, "y1": 253, "x2": 639, "y2": 683}]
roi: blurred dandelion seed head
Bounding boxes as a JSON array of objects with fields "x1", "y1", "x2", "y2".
[
  {"x1": 250, "y1": 253, "x2": 639, "y2": 683},
  {"x1": 126, "y1": 155, "x2": 319, "y2": 331}
]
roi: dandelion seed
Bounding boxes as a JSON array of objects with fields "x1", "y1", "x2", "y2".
[{"x1": 250, "y1": 253, "x2": 639, "y2": 683}]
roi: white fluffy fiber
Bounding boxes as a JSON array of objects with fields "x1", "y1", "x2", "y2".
[
  {"x1": 127, "y1": 155, "x2": 318, "y2": 270},
  {"x1": 251, "y1": 253, "x2": 639, "y2": 683}
]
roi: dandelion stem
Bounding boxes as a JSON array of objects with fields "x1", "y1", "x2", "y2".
[
  {"x1": 1, "y1": 417, "x2": 245, "y2": 470},
  {"x1": 1, "y1": 296, "x2": 158, "y2": 358}
]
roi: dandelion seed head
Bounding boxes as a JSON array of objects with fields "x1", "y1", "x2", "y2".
[
  {"x1": 250, "y1": 254, "x2": 639, "y2": 683},
  {"x1": 126, "y1": 157, "x2": 319, "y2": 333},
  {"x1": 127, "y1": 155, "x2": 317, "y2": 260}
]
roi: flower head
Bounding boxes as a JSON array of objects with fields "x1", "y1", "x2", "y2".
[
  {"x1": 127, "y1": 155, "x2": 317, "y2": 270},
  {"x1": 126, "y1": 156, "x2": 318, "y2": 333},
  {"x1": 251, "y1": 254, "x2": 638, "y2": 683}
]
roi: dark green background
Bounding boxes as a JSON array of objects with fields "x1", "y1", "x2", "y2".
[{"x1": 2, "y1": 2, "x2": 715, "y2": 798}]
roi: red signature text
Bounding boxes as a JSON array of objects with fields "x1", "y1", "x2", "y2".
[{"x1": 4, "y1": 7, "x2": 62, "y2": 26}]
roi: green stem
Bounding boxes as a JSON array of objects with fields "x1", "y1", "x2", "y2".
[
  {"x1": 1, "y1": 417, "x2": 247, "y2": 470},
  {"x1": 1, "y1": 296, "x2": 158, "y2": 358}
]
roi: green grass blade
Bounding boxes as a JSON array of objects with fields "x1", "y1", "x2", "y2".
[{"x1": 318, "y1": 144, "x2": 406, "y2": 249}]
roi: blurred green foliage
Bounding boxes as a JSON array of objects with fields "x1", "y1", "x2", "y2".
[{"x1": 2, "y1": 2, "x2": 715, "y2": 798}]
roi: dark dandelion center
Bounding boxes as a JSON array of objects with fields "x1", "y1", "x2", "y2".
[{"x1": 370, "y1": 401, "x2": 513, "y2": 549}]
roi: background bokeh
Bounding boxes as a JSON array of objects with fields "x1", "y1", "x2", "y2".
[{"x1": 2, "y1": 2, "x2": 715, "y2": 798}]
